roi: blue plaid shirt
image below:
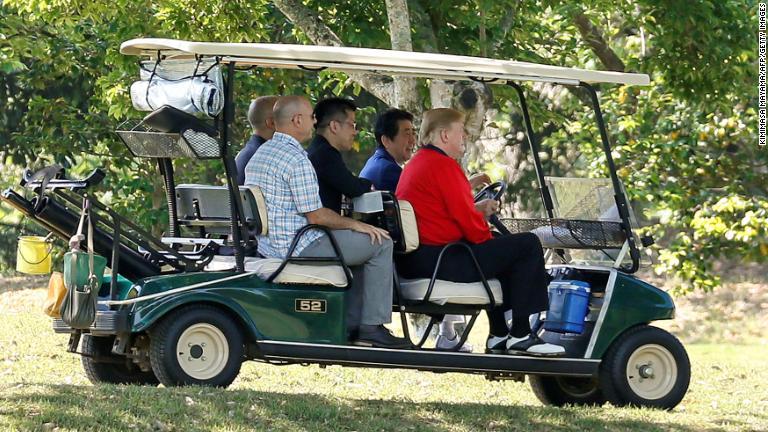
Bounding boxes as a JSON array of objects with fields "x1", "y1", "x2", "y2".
[{"x1": 244, "y1": 132, "x2": 323, "y2": 258}]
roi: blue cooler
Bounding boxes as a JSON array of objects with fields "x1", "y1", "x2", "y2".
[{"x1": 544, "y1": 280, "x2": 591, "y2": 334}]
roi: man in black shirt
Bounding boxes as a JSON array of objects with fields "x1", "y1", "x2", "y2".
[
  {"x1": 307, "y1": 98, "x2": 372, "y2": 214},
  {"x1": 235, "y1": 96, "x2": 278, "y2": 185}
]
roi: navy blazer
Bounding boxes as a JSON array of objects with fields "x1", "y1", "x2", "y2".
[
  {"x1": 235, "y1": 134, "x2": 266, "y2": 185},
  {"x1": 359, "y1": 147, "x2": 402, "y2": 192}
]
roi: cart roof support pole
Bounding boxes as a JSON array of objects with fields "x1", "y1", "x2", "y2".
[
  {"x1": 158, "y1": 158, "x2": 179, "y2": 237},
  {"x1": 221, "y1": 61, "x2": 247, "y2": 272},
  {"x1": 507, "y1": 82, "x2": 555, "y2": 218},
  {"x1": 579, "y1": 82, "x2": 640, "y2": 273}
]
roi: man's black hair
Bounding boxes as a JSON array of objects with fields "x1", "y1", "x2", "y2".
[
  {"x1": 374, "y1": 108, "x2": 414, "y2": 147},
  {"x1": 314, "y1": 97, "x2": 357, "y2": 129}
]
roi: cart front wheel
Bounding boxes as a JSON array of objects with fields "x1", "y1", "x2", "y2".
[
  {"x1": 529, "y1": 375, "x2": 606, "y2": 406},
  {"x1": 599, "y1": 325, "x2": 690, "y2": 410},
  {"x1": 150, "y1": 305, "x2": 243, "y2": 387}
]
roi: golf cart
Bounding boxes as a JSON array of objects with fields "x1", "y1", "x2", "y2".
[{"x1": 1, "y1": 38, "x2": 690, "y2": 410}]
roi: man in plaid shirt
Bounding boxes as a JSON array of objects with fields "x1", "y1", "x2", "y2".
[{"x1": 245, "y1": 96, "x2": 410, "y2": 349}]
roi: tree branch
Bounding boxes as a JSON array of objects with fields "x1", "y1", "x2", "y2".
[
  {"x1": 272, "y1": 0, "x2": 395, "y2": 105},
  {"x1": 491, "y1": 0, "x2": 521, "y2": 54},
  {"x1": 407, "y1": 0, "x2": 439, "y2": 53},
  {"x1": 572, "y1": 11, "x2": 626, "y2": 72}
]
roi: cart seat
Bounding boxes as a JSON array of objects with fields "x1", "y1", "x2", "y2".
[
  {"x1": 398, "y1": 277, "x2": 503, "y2": 305},
  {"x1": 175, "y1": 184, "x2": 268, "y2": 235},
  {"x1": 205, "y1": 255, "x2": 346, "y2": 287},
  {"x1": 387, "y1": 198, "x2": 502, "y2": 305}
]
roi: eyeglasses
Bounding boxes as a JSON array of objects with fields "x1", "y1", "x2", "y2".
[{"x1": 318, "y1": 119, "x2": 359, "y2": 131}]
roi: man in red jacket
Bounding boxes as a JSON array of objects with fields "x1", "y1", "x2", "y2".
[{"x1": 396, "y1": 108, "x2": 564, "y2": 356}]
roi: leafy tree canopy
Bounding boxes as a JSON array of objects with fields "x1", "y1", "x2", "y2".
[{"x1": 0, "y1": 0, "x2": 763, "y2": 292}]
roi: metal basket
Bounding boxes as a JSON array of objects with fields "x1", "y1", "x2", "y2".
[
  {"x1": 116, "y1": 119, "x2": 221, "y2": 159},
  {"x1": 501, "y1": 218, "x2": 626, "y2": 249}
]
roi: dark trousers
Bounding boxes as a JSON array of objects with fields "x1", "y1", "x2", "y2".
[{"x1": 396, "y1": 232, "x2": 550, "y2": 336}]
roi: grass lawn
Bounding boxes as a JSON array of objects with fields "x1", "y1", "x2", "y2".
[{"x1": 1, "y1": 276, "x2": 766, "y2": 432}]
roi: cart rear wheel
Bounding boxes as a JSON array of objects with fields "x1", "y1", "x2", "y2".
[
  {"x1": 81, "y1": 335, "x2": 158, "y2": 385},
  {"x1": 529, "y1": 375, "x2": 606, "y2": 406},
  {"x1": 150, "y1": 305, "x2": 243, "y2": 387},
  {"x1": 599, "y1": 325, "x2": 690, "y2": 409}
]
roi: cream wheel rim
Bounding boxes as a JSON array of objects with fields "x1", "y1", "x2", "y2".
[
  {"x1": 625, "y1": 344, "x2": 677, "y2": 400},
  {"x1": 176, "y1": 323, "x2": 229, "y2": 380}
]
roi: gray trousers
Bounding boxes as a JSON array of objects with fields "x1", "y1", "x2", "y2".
[{"x1": 300, "y1": 230, "x2": 393, "y2": 328}]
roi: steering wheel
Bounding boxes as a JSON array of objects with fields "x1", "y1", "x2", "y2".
[
  {"x1": 472, "y1": 181, "x2": 512, "y2": 235},
  {"x1": 473, "y1": 181, "x2": 507, "y2": 203}
]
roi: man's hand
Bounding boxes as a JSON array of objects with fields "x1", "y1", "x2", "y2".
[
  {"x1": 469, "y1": 172, "x2": 492, "y2": 189},
  {"x1": 475, "y1": 198, "x2": 499, "y2": 219},
  {"x1": 307, "y1": 207, "x2": 391, "y2": 244},
  {"x1": 351, "y1": 220, "x2": 391, "y2": 244}
]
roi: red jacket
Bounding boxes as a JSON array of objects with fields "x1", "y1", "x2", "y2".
[{"x1": 396, "y1": 146, "x2": 492, "y2": 246}]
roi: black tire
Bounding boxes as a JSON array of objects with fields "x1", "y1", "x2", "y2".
[
  {"x1": 599, "y1": 325, "x2": 690, "y2": 410},
  {"x1": 530, "y1": 375, "x2": 607, "y2": 406},
  {"x1": 81, "y1": 335, "x2": 159, "y2": 385},
  {"x1": 149, "y1": 304, "x2": 244, "y2": 387}
]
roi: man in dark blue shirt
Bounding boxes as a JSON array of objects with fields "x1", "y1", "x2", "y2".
[
  {"x1": 359, "y1": 109, "x2": 416, "y2": 192},
  {"x1": 234, "y1": 96, "x2": 278, "y2": 185},
  {"x1": 307, "y1": 98, "x2": 372, "y2": 214}
]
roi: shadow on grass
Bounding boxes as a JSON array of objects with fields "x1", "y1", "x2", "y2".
[{"x1": 0, "y1": 383, "x2": 745, "y2": 432}]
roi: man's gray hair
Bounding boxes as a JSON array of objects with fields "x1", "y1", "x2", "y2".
[{"x1": 247, "y1": 96, "x2": 278, "y2": 130}]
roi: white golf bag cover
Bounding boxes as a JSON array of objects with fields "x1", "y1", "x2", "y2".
[{"x1": 130, "y1": 59, "x2": 224, "y2": 117}]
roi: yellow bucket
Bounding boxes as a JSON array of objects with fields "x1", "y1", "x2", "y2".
[{"x1": 16, "y1": 236, "x2": 53, "y2": 275}]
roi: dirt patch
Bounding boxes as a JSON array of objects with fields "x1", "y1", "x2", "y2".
[
  {"x1": 662, "y1": 280, "x2": 768, "y2": 344},
  {"x1": 0, "y1": 274, "x2": 49, "y2": 293}
]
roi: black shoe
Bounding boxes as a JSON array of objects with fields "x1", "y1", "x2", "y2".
[
  {"x1": 505, "y1": 334, "x2": 565, "y2": 357},
  {"x1": 485, "y1": 335, "x2": 509, "y2": 354},
  {"x1": 354, "y1": 325, "x2": 413, "y2": 349}
]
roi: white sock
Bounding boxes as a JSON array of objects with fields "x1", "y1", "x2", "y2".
[{"x1": 438, "y1": 321, "x2": 457, "y2": 338}]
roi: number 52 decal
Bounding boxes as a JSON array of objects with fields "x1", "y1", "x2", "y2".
[{"x1": 295, "y1": 299, "x2": 327, "y2": 313}]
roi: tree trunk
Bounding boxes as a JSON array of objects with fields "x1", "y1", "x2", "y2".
[
  {"x1": 454, "y1": 81, "x2": 493, "y2": 166},
  {"x1": 572, "y1": 11, "x2": 626, "y2": 72},
  {"x1": 385, "y1": 0, "x2": 420, "y2": 113}
]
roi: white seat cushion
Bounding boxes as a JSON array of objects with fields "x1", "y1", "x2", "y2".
[
  {"x1": 399, "y1": 277, "x2": 503, "y2": 305},
  {"x1": 205, "y1": 255, "x2": 347, "y2": 287},
  {"x1": 397, "y1": 200, "x2": 419, "y2": 253}
]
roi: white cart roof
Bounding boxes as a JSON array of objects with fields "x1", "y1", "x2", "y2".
[{"x1": 120, "y1": 38, "x2": 650, "y2": 86}]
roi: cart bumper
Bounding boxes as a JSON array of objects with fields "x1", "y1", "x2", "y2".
[{"x1": 52, "y1": 309, "x2": 130, "y2": 336}]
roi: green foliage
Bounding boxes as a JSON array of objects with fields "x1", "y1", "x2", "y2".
[{"x1": 0, "y1": 0, "x2": 763, "y2": 292}]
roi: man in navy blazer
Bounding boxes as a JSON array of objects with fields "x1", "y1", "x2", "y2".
[
  {"x1": 235, "y1": 96, "x2": 278, "y2": 185},
  {"x1": 359, "y1": 109, "x2": 416, "y2": 192}
]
